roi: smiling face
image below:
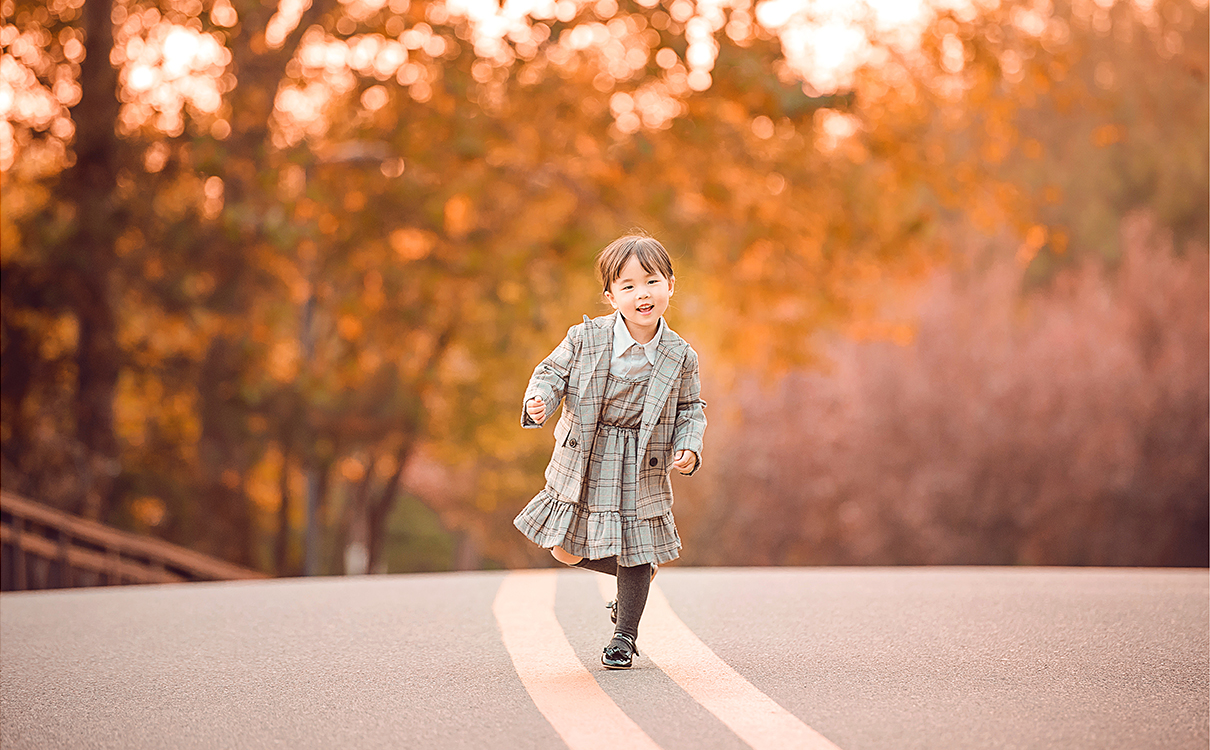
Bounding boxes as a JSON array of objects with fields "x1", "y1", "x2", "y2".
[{"x1": 604, "y1": 254, "x2": 675, "y2": 344}]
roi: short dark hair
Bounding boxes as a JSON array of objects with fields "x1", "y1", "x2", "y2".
[{"x1": 595, "y1": 234, "x2": 675, "y2": 293}]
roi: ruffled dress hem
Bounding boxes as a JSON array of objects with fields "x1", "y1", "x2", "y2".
[{"x1": 514, "y1": 490, "x2": 681, "y2": 567}]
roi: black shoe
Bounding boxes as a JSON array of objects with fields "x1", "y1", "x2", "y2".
[{"x1": 602, "y1": 632, "x2": 639, "y2": 669}]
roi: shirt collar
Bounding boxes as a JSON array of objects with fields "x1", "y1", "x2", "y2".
[{"x1": 612, "y1": 312, "x2": 663, "y2": 364}]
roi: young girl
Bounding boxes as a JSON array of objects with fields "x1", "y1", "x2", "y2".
[{"x1": 514, "y1": 233, "x2": 707, "y2": 669}]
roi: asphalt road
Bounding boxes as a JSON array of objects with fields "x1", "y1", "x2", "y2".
[{"x1": 1, "y1": 567, "x2": 1206, "y2": 749}]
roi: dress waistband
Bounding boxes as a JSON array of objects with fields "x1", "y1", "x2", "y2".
[{"x1": 599, "y1": 421, "x2": 640, "y2": 430}]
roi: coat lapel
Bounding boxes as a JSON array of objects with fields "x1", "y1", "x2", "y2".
[
  {"x1": 576, "y1": 314, "x2": 613, "y2": 452},
  {"x1": 636, "y1": 327, "x2": 685, "y2": 458}
]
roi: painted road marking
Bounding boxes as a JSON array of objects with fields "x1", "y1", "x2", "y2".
[
  {"x1": 494, "y1": 570, "x2": 663, "y2": 750},
  {"x1": 598, "y1": 576, "x2": 843, "y2": 750}
]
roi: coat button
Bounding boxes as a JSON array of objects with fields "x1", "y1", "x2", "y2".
[
  {"x1": 569, "y1": 438, "x2": 578, "y2": 448},
  {"x1": 649, "y1": 457, "x2": 658, "y2": 467}
]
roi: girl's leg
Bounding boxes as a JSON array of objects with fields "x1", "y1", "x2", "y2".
[
  {"x1": 550, "y1": 546, "x2": 582, "y2": 565},
  {"x1": 572, "y1": 557, "x2": 658, "y2": 580},
  {"x1": 602, "y1": 563, "x2": 652, "y2": 668},
  {"x1": 574, "y1": 556, "x2": 618, "y2": 576},
  {"x1": 613, "y1": 563, "x2": 652, "y2": 641},
  {"x1": 553, "y1": 548, "x2": 626, "y2": 583}
]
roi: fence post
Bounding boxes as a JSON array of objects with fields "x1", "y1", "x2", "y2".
[
  {"x1": 56, "y1": 528, "x2": 71, "y2": 588},
  {"x1": 108, "y1": 546, "x2": 122, "y2": 586},
  {"x1": 12, "y1": 517, "x2": 26, "y2": 591},
  {"x1": 150, "y1": 555, "x2": 166, "y2": 584}
]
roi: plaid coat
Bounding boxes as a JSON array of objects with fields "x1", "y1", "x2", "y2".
[{"x1": 521, "y1": 312, "x2": 707, "y2": 520}]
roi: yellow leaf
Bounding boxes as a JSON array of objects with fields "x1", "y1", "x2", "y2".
[
  {"x1": 444, "y1": 193, "x2": 475, "y2": 239},
  {"x1": 390, "y1": 227, "x2": 436, "y2": 260}
]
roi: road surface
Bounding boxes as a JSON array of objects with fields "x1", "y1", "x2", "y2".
[{"x1": 2, "y1": 567, "x2": 1206, "y2": 749}]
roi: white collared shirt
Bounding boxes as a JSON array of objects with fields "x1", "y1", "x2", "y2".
[{"x1": 610, "y1": 312, "x2": 663, "y2": 379}]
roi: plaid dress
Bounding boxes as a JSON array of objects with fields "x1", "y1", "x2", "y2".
[{"x1": 514, "y1": 372, "x2": 682, "y2": 567}]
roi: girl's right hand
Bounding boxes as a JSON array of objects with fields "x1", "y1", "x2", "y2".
[{"x1": 526, "y1": 397, "x2": 546, "y2": 424}]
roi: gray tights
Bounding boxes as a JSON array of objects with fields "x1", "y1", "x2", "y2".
[{"x1": 574, "y1": 556, "x2": 652, "y2": 641}]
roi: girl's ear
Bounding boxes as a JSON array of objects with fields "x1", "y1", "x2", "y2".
[
  {"x1": 604, "y1": 289, "x2": 619, "y2": 310},
  {"x1": 667, "y1": 275, "x2": 675, "y2": 296}
]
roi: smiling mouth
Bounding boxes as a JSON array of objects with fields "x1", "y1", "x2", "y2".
[{"x1": 637, "y1": 303, "x2": 654, "y2": 314}]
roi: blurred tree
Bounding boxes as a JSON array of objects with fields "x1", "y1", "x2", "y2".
[
  {"x1": 2, "y1": 0, "x2": 1205, "y2": 572},
  {"x1": 679, "y1": 214, "x2": 1208, "y2": 567}
]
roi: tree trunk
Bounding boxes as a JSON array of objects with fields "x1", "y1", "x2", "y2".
[
  {"x1": 275, "y1": 442, "x2": 293, "y2": 576},
  {"x1": 344, "y1": 471, "x2": 372, "y2": 575},
  {"x1": 198, "y1": 338, "x2": 255, "y2": 567},
  {"x1": 366, "y1": 444, "x2": 413, "y2": 574},
  {"x1": 63, "y1": 0, "x2": 123, "y2": 520},
  {"x1": 453, "y1": 532, "x2": 481, "y2": 572}
]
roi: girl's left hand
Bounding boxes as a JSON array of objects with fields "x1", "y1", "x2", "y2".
[{"x1": 673, "y1": 450, "x2": 697, "y2": 474}]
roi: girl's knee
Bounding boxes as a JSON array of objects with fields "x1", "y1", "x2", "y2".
[{"x1": 550, "y1": 546, "x2": 583, "y2": 566}]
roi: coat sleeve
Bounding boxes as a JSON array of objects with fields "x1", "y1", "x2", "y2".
[
  {"x1": 521, "y1": 323, "x2": 581, "y2": 429},
  {"x1": 671, "y1": 347, "x2": 707, "y2": 474}
]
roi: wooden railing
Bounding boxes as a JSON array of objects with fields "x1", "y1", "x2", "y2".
[{"x1": 1, "y1": 491, "x2": 268, "y2": 591}]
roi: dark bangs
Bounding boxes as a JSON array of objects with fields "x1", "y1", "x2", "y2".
[{"x1": 596, "y1": 235, "x2": 675, "y2": 292}]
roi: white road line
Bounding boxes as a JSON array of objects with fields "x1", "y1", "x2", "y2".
[
  {"x1": 494, "y1": 570, "x2": 663, "y2": 750},
  {"x1": 598, "y1": 576, "x2": 843, "y2": 750}
]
